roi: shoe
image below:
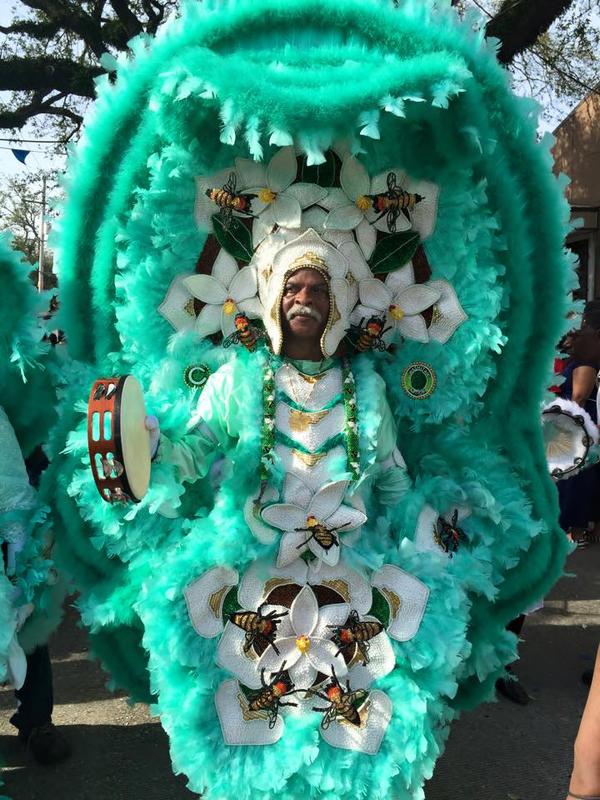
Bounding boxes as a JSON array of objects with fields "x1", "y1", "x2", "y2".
[
  {"x1": 20, "y1": 723, "x2": 71, "y2": 765},
  {"x1": 582, "y1": 668, "x2": 594, "y2": 688},
  {"x1": 496, "y1": 675, "x2": 530, "y2": 705}
]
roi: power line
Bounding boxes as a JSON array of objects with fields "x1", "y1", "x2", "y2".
[
  {"x1": 0, "y1": 137, "x2": 68, "y2": 144},
  {"x1": 0, "y1": 145, "x2": 65, "y2": 155}
]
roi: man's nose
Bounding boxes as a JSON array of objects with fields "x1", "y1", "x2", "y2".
[{"x1": 295, "y1": 288, "x2": 312, "y2": 305}]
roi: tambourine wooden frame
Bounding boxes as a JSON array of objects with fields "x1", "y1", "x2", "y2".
[{"x1": 87, "y1": 375, "x2": 141, "y2": 504}]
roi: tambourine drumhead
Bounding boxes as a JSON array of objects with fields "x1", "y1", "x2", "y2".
[
  {"x1": 117, "y1": 376, "x2": 151, "y2": 501},
  {"x1": 542, "y1": 405, "x2": 590, "y2": 479},
  {"x1": 87, "y1": 374, "x2": 151, "y2": 503}
]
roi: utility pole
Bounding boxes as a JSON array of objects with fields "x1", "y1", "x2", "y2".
[{"x1": 37, "y1": 174, "x2": 47, "y2": 292}]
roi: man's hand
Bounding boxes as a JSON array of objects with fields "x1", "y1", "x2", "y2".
[{"x1": 145, "y1": 415, "x2": 160, "y2": 459}]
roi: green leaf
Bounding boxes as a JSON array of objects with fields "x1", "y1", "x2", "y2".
[
  {"x1": 298, "y1": 150, "x2": 338, "y2": 187},
  {"x1": 367, "y1": 588, "x2": 390, "y2": 627},
  {"x1": 221, "y1": 587, "x2": 240, "y2": 622},
  {"x1": 368, "y1": 230, "x2": 421, "y2": 275},
  {"x1": 212, "y1": 214, "x2": 253, "y2": 262}
]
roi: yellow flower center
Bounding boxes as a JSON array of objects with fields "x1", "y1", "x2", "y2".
[
  {"x1": 389, "y1": 304, "x2": 405, "y2": 321},
  {"x1": 296, "y1": 635, "x2": 311, "y2": 654},
  {"x1": 223, "y1": 298, "x2": 236, "y2": 314},
  {"x1": 355, "y1": 195, "x2": 371, "y2": 212},
  {"x1": 259, "y1": 188, "x2": 277, "y2": 204}
]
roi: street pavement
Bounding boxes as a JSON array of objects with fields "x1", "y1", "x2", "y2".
[{"x1": 1, "y1": 544, "x2": 599, "y2": 800}]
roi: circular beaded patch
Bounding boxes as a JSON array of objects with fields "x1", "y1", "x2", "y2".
[
  {"x1": 401, "y1": 362, "x2": 437, "y2": 400},
  {"x1": 183, "y1": 363, "x2": 211, "y2": 389}
]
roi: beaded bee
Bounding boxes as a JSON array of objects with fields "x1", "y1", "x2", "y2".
[
  {"x1": 206, "y1": 172, "x2": 257, "y2": 227},
  {"x1": 309, "y1": 668, "x2": 368, "y2": 730},
  {"x1": 247, "y1": 664, "x2": 299, "y2": 729},
  {"x1": 230, "y1": 604, "x2": 289, "y2": 655},
  {"x1": 434, "y1": 509, "x2": 467, "y2": 556},
  {"x1": 222, "y1": 313, "x2": 265, "y2": 352},
  {"x1": 366, "y1": 171, "x2": 424, "y2": 233},
  {"x1": 328, "y1": 610, "x2": 384, "y2": 665},
  {"x1": 295, "y1": 515, "x2": 342, "y2": 553},
  {"x1": 348, "y1": 315, "x2": 391, "y2": 353}
]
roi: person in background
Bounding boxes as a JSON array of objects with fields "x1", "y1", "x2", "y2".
[
  {"x1": 557, "y1": 301, "x2": 600, "y2": 546},
  {"x1": 567, "y1": 645, "x2": 600, "y2": 800},
  {"x1": 1, "y1": 405, "x2": 70, "y2": 765}
]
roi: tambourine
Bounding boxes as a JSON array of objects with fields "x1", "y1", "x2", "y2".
[
  {"x1": 542, "y1": 398, "x2": 598, "y2": 480},
  {"x1": 87, "y1": 375, "x2": 151, "y2": 503}
]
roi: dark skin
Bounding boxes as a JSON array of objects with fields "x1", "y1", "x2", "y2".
[{"x1": 280, "y1": 268, "x2": 330, "y2": 361}]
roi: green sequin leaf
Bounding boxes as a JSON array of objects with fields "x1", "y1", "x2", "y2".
[
  {"x1": 367, "y1": 588, "x2": 391, "y2": 627},
  {"x1": 221, "y1": 587, "x2": 240, "y2": 622},
  {"x1": 368, "y1": 230, "x2": 421, "y2": 275},
  {"x1": 212, "y1": 214, "x2": 254, "y2": 263}
]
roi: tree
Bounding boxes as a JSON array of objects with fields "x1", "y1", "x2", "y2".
[
  {"x1": 0, "y1": 1, "x2": 178, "y2": 141},
  {"x1": 0, "y1": 1, "x2": 598, "y2": 139},
  {"x1": 459, "y1": 0, "x2": 600, "y2": 125}
]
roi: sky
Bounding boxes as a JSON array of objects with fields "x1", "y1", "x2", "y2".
[
  {"x1": 0, "y1": 1, "x2": 595, "y2": 181},
  {"x1": 0, "y1": 5, "x2": 67, "y2": 180}
]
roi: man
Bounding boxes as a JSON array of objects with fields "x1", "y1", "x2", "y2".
[
  {"x1": 147, "y1": 230, "x2": 409, "y2": 527},
  {"x1": 0, "y1": 405, "x2": 70, "y2": 765}
]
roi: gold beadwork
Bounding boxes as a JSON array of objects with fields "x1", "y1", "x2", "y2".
[
  {"x1": 431, "y1": 304, "x2": 442, "y2": 324},
  {"x1": 292, "y1": 449, "x2": 326, "y2": 467},
  {"x1": 290, "y1": 250, "x2": 328, "y2": 272},
  {"x1": 288, "y1": 408, "x2": 328, "y2": 432},
  {"x1": 208, "y1": 586, "x2": 229, "y2": 618},
  {"x1": 320, "y1": 579, "x2": 351, "y2": 602},
  {"x1": 184, "y1": 298, "x2": 196, "y2": 317},
  {"x1": 381, "y1": 588, "x2": 402, "y2": 619}
]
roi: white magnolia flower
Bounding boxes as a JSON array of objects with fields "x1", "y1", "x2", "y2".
[
  {"x1": 157, "y1": 273, "x2": 197, "y2": 332},
  {"x1": 236, "y1": 147, "x2": 327, "y2": 233},
  {"x1": 261, "y1": 478, "x2": 367, "y2": 567},
  {"x1": 354, "y1": 264, "x2": 441, "y2": 344},
  {"x1": 256, "y1": 585, "x2": 348, "y2": 686},
  {"x1": 183, "y1": 250, "x2": 262, "y2": 338},
  {"x1": 324, "y1": 156, "x2": 439, "y2": 240}
]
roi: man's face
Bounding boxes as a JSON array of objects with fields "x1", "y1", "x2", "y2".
[{"x1": 280, "y1": 268, "x2": 330, "y2": 344}]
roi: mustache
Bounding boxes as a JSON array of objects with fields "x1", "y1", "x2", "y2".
[{"x1": 286, "y1": 305, "x2": 323, "y2": 323}]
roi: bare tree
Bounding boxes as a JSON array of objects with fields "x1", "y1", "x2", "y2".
[{"x1": 0, "y1": 169, "x2": 60, "y2": 283}]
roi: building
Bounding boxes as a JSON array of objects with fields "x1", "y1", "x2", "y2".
[{"x1": 552, "y1": 87, "x2": 600, "y2": 300}]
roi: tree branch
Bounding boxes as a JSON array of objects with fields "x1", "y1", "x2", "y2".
[
  {"x1": 109, "y1": 0, "x2": 144, "y2": 38},
  {"x1": 0, "y1": 19, "x2": 62, "y2": 38},
  {"x1": 0, "y1": 56, "x2": 102, "y2": 98},
  {"x1": 486, "y1": 0, "x2": 577, "y2": 64},
  {"x1": 0, "y1": 89, "x2": 84, "y2": 130},
  {"x1": 19, "y1": 0, "x2": 107, "y2": 58}
]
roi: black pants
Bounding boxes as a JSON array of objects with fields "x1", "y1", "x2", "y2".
[{"x1": 10, "y1": 645, "x2": 54, "y2": 737}]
